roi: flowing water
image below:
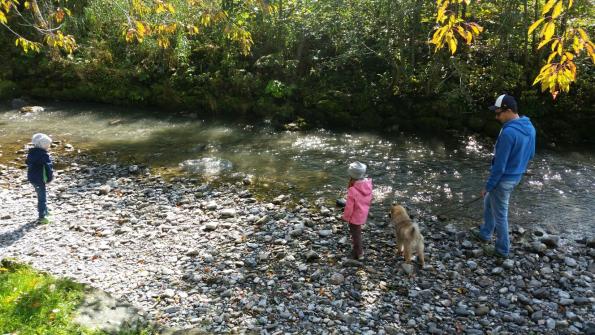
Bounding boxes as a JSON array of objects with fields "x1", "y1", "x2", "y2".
[{"x1": 1, "y1": 103, "x2": 594, "y2": 238}]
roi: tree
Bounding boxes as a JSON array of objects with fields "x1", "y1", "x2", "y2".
[
  {"x1": 430, "y1": 0, "x2": 595, "y2": 99},
  {"x1": 1, "y1": 0, "x2": 275, "y2": 56},
  {"x1": 0, "y1": 0, "x2": 75, "y2": 54}
]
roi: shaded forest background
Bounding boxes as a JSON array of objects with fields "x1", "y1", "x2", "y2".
[{"x1": 1, "y1": 0, "x2": 594, "y2": 145}]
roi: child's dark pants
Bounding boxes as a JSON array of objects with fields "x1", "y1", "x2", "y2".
[
  {"x1": 32, "y1": 183, "x2": 47, "y2": 219},
  {"x1": 349, "y1": 223, "x2": 363, "y2": 259}
]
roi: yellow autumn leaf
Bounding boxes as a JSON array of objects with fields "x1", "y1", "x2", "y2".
[
  {"x1": 447, "y1": 34, "x2": 457, "y2": 54},
  {"x1": 547, "y1": 51, "x2": 557, "y2": 63},
  {"x1": 572, "y1": 36, "x2": 581, "y2": 53},
  {"x1": 528, "y1": 18, "x2": 544, "y2": 35},
  {"x1": 586, "y1": 44, "x2": 595, "y2": 63},
  {"x1": 455, "y1": 26, "x2": 466, "y2": 39},
  {"x1": 576, "y1": 28, "x2": 589, "y2": 42},
  {"x1": 550, "y1": 39, "x2": 559, "y2": 52},
  {"x1": 542, "y1": 21, "x2": 555, "y2": 41},
  {"x1": 542, "y1": 0, "x2": 557, "y2": 15},
  {"x1": 551, "y1": 1, "x2": 563, "y2": 19},
  {"x1": 466, "y1": 30, "x2": 473, "y2": 44},
  {"x1": 564, "y1": 52, "x2": 574, "y2": 60},
  {"x1": 538, "y1": 38, "x2": 552, "y2": 49}
]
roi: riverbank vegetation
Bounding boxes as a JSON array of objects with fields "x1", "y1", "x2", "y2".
[
  {"x1": 0, "y1": 259, "x2": 153, "y2": 334},
  {"x1": 0, "y1": 259, "x2": 90, "y2": 334},
  {"x1": 1, "y1": 0, "x2": 594, "y2": 144}
]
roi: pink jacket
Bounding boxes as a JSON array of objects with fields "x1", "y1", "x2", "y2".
[{"x1": 341, "y1": 178, "x2": 373, "y2": 225}]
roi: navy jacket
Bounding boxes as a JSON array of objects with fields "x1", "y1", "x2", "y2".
[
  {"x1": 26, "y1": 147, "x2": 54, "y2": 185},
  {"x1": 485, "y1": 116, "x2": 536, "y2": 192}
]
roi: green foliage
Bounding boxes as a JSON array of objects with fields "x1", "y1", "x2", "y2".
[
  {"x1": 265, "y1": 80, "x2": 293, "y2": 98},
  {"x1": 0, "y1": 260, "x2": 89, "y2": 334},
  {"x1": 0, "y1": 80, "x2": 18, "y2": 99}
]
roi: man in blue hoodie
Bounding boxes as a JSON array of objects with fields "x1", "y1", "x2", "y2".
[
  {"x1": 26, "y1": 133, "x2": 54, "y2": 224},
  {"x1": 473, "y1": 94, "x2": 536, "y2": 258}
]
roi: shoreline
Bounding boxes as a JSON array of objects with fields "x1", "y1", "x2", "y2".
[{"x1": 1, "y1": 155, "x2": 594, "y2": 334}]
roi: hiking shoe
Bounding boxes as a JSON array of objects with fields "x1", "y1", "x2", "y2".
[
  {"x1": 481, "y1": 245, "x2": 508, "y2": 259},
  {"x1": 38, "y1": 217, "x2": 51, "y2": 224},
  {"x1": 470, "y1": 229, "x2": 489, "y2": 243}
]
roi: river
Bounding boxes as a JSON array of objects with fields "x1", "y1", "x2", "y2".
[{"x1": 1, "y1": 103, "x2": 594, "y2": 238}]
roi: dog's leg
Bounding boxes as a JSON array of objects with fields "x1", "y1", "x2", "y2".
[
  {"x1": 404, "y1": 246, "x2": 411, "y2": 263},
  {"x1": 417, "y1": 243, "x2": 425, "y2": 266},
  {"x1": 396, "y1": 244, "x2": 403, "y2": 257}
]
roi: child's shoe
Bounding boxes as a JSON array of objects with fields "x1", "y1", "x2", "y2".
[{"x1": 38, "y1": 217, "x2": 51, "y2": 224}]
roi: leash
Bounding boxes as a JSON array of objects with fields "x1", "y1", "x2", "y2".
[{"x1": 433, "y1": 196, "x2": 483, "y2": 218}]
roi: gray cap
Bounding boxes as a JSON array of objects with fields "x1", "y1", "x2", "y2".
[{"x1": 348, "y1": 161, "x2": 367, "y2": 179}]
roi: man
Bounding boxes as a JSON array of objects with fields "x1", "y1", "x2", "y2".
[{"x1": 473, "y1": 94, "x2": 536, "y2": 258}]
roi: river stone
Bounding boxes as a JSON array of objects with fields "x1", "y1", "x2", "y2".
[
  {"x1": 531, "y1": 241, "x2": 547, "y2": 253},
  {"x1": 475, "y1": 305, "x2": 489, "y2": 316},
  {"x1": 401, "y1": 263, "x2": 414, "y2": 275},
  {"x1": 318, "y1": 229, "x2": 332, "y2": 237},
  {"x1": 73, "y1": 288, "x2": 146, "y2": 333},
  {"x1": 502, "y1": 259, "x2": 514, "y2": 269},
  {"x1": 541, "y1": 235, "x2": 560, "y2": 248},
  {"x1": 305, "y1": 251, "x2": 319, "y2": 262},
  {"x1": 204, "y1": 222, "x2": 218, "y2": 231},
  {"x1": 20, "y1": 106, "x2": 44, "y2": 113},
  {"x1": 98, "y1": 185, "x2": 111, "y2": 195},
  {"x1": 220, "y1": 208, "x2": 236, "y2": 218},
  {"x1": 564, "y1": 257, "x2": 577, "y2": 267},
  {"x1": 330, "y1": 273, "x2": 344, "y2": 285}
]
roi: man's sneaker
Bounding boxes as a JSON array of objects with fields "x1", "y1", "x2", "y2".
[
  {"x1": 481, "y1": 245, "x2": 508, "y2": 259},
  {"x1": 38, "y1": 217, "x2": 51, "y2": 224},
  {"x1": 470, "y1": 229, "x2": 489, "y2": 243}
]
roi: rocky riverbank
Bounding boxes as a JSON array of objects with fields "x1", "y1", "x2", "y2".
[{"x1": 1, "y1": 150, "x2": 594, "y2": 334}]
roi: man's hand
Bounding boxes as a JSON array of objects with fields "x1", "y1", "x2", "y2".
[{"x1": 481, "y1": 189, "x2": 487, "y2": 197}]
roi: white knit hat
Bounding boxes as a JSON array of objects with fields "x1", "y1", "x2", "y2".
[
  {"x1": 32, "y1": 133, "x2": 52, "y2": 149},
  {"x1": 348, "y1": 161, "x2": 367, "y2": 179}
]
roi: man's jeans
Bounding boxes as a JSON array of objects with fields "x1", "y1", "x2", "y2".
[
  {"x1": 480, "y1": 180, "x2": 519, "y2": 256},
  {"x1": 32, "y1": 183, "x2": 48, "y2": 219}
]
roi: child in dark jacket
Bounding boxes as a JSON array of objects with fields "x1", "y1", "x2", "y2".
[{"x1": 26, "y1": 133, "x2": 54, "y2": 224}]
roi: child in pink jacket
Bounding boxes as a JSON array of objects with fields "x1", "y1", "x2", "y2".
[{"x1": 341, "y1": 161, "x2": 373, "y2": 260}]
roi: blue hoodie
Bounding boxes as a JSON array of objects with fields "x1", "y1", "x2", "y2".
[
  {"x1": 26, "y1": 147, "x2": 54, "y2": 185},
  {"x1": 485, "y1": 116, "x2": 536, "y2": 192}
]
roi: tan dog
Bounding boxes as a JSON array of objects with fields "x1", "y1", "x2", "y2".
[{"x1": 391, "y1": 204, "x2": 425, "y2": 266}]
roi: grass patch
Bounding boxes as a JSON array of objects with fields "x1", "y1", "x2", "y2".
[{"x1": 0, "y1": 259, "x2": 154, "y2": 335}]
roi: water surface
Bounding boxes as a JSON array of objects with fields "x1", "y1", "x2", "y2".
[{"x1": 1, "y1": 103, "x2": 593, "y2": 238}]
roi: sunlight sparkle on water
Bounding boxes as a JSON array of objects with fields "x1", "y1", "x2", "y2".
[
  {"x1": 292, "y1": 135, "x2": 327, "y2": 151},
  {"x1": 464, "y1": 135, "x2": 486, "y2": 155}
]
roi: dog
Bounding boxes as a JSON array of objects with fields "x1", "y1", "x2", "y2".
[{"x1": 390, "y1": 204, "x2": 425, "y2": 266}]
